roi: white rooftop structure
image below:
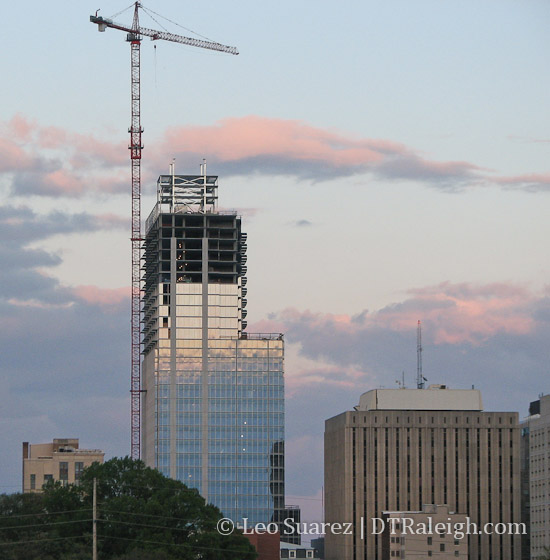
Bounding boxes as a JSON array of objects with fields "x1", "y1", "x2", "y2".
[{"x1": 356, "y1": 384, "x2": 483, "y2": 412}]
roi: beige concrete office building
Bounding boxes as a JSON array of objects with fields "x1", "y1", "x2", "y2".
[
  {"x1": 381, "y1": 505, "x2": 468, "y2": 559},
  {"x1": 325, "y1": 385, "x2": 522, "y2": 560},
  {"x1": 523, "y1": 394, "x2": 550, "y2": 559},
  {"x1": 22, "y1": 438, "x2": 104, "y2": 492}
]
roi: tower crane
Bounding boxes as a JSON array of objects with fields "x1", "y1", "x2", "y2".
[{"x1": 90, "y1": 2, "x2": 238, "y2": 460}]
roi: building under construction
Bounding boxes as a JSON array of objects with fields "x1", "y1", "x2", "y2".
[{"x1": 141, "y1": 167, "x2": 285, "y2": 527}]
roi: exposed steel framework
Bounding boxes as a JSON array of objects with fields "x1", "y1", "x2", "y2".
[{"x1": 90, "y1": 2, "x2": 238, "y2": 460}]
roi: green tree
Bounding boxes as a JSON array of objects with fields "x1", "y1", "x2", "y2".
[{"x1": 0, "y1": 458, "x2": 257, "y2": 560}]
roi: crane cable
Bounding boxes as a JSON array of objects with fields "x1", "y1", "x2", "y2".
[
  {"x1": 107, "y1": 3, "x2": 135, "y2": 21},
  {"x1": 140, "y1": 3, "x2": 217, "y2": 43}
]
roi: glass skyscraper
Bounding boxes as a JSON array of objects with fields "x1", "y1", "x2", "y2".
[{"x1": 141, "y1": 167, "x2": 285, "y2": 524}]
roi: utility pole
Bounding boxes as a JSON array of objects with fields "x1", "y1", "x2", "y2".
[{"x1": 93, "y1": 477, "x2": 97, "y2": 560}]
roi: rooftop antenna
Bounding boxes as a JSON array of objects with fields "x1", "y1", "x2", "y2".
[
  {"x1": 417, "y1": 320, "x2": 425, "y2": 389},
  {"x1": 201, "y1": 158, "x2": 207, "y2": 212},
  {"x1": 170, "y1": 159, "x2": 176, "y2": 211},
  {"x1": 395, "y1": 371, "x2": 406, "y2": 389}
]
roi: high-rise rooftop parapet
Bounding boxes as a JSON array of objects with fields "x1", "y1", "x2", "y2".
[{"x1": 146, "y1": 162, "x2": 218, "y2": 233}]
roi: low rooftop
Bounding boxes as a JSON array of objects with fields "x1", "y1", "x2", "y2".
[{"x1": 356, "y1": 384, "x2": 483, "y2": 412}]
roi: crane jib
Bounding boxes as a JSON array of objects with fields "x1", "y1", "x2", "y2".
[{"x1": 89, "y1": 15, "x2": 238, "y2": 55}]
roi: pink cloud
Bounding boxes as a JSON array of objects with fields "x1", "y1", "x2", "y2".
[
  {"x1": 266, "y1": 282, "x2": 539, "y2": 347},
  {"x1": 6, "y1": 298, "x2": 72, "y2": 310},
  {"x1": 6, "y1": 114, "x2": 34, "y2": 142},
  {"x1": 37, "y1": 125, "x2": 68, "y2": 149},
  {"x1": 385, "y1": 282, "x2": 534, "y2": 344},
  {"x1": 72, "y1": 285, "x2": 130, "y2": 309},
  {"x1": 163, "y1": 116, "x2": 398, "y2": 166},
  {"x1": 41, "y1": 169, "x2": 84, "y2": 195},
  {"x1": 94, "y1": 213, "x2": 129, "y2": 229},
  {"x1": 0, "y1": 138, "x2": 36, "y2": 173},
  {"x1": 494, "y1": 173, "x2": 550, "y2": 192},
  {"x1": 286, "y1": 364, "x2": 372, "y2": 392},
  {"x1": 2, "y1": 114, "x2": 549, "y2": 196},
  {"x1": 156, "y1": 116, "x2": 497, "y2": 188},
  {"x1": 1, "y1": 115, "x2": 128, "y2": 198}
]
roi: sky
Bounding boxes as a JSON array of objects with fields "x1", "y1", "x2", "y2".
[{"x1": 1, "y1": 0, "x2": 549, "y2": 529}]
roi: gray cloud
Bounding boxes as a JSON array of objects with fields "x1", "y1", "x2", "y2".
[
  {"x1": 257, "y1": 284, "x2": 550, "y2": 415},
  {"x1": 0, "y1": 204, "x2": 131, "y2": 490},
  {"x1": 0, "y1": 205, "x2": 126, "y2": 243},
  {"x1": 0, "y1": 206, "x2": 126, "y2": 304},
  {"x1": 4, "y1": 115, "x2": 549, "y2": 197}
]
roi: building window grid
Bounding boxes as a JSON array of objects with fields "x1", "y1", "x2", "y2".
[{"x1": 59, "y1": 462, "x2": 69, "y2": 486}]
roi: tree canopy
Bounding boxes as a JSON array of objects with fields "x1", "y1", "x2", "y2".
[{"x1": 0, "y1": 457, "x2": 257, "y2": 560}]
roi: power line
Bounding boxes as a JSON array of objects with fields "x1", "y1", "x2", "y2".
[
  {"x1": 0, "y1": 519, "x2": 91, "y2": 531},
  {"x1": 97, "y1": 507, "x2": 198, "y2": 523},
  {"x1": 97, "y1": 518, "x2": 192, "y2": 532},
  {"x1": 101, "y1": 534, "x2": 258, "y2": 555},
  {"x1": 0, "y1": 534, "x2": 88, "y2": 547},
  {"x1": 0, "y1": 508, "x2": 92, "y2": 521}
]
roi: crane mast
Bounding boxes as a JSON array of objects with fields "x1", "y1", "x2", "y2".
[
  {"x1": 90, "y1": 2, "x2": 238, "y2": 460},
  {"x1": 129, "y1": 3, "x2": 142, "y2": 461}
]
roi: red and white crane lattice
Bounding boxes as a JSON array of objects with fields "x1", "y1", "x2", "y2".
[{"x1": 90, "y1": 2, "x2": 238, "y2": 460}]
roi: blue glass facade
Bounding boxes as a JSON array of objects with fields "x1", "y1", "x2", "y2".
[{"x1": 149, "y1": 338, "x2": 285, "y2": 523}]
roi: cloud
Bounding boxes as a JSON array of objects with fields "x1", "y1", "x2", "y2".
[
  {"x1": 159, "y1": 116, "x2": 488, "y2": 189},
  {"x1": 249, "y1": 282, "x2": 550, "y2": 410},
  {"x1": 0, "y1": 203, "x2": 131, "y2": 490},
  {"x1": 292, "y1": 219, "x2": 313, "y2": 227},
  {"x1": 255, "y1": 282, "x2": 538, "y2": 349},
  {"x1": 72, "y1": 285, "x2": 129, "y2": 311},
  {"x1": 3, "y1": 114, "x2": 549, "y2": 197},
  {"x1": 288, "y1": 363, "x2": 372, "y2": 391},
  {"x1": 0, "y1": 205, "x2": 126, "y2": 243},
  {"x1": 508, "y1": 135, "x2": 550, "y2": 145},
  {"x1": 1, "y1": 115, "x2": 127, "y2": 197},
  {"x1": 493, "y1": 173, "x2": 550, "y2": 193},
  {"x1": 0, "y1": 205, "x2": 126, "y2": 305}
]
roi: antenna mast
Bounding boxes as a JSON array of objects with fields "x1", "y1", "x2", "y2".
[{"x1": 417, "y1": 320, "x2": 424, "y2": 389}]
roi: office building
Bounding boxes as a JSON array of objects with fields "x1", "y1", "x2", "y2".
[
  {"x1": 244, "y1": 531, "x2": 281, "y2": 560},
  {"x1": 22, "y1": 438, "x2": 104, "y2": 492},
  {"x1": 280, "y1": 542, "x2": 321, "y2": 559},
  {"x1": 141, "y1": 167, "x2": 285, "y2": 527},
  {"x1": 310, "y1": 537, "x2": 325, "y2": 559},
  {"x1": 522, "y1": 394, "x2": 550, "y2": 559},
  {"x1": 381, "y1": 505, "x2": 468, "y2": 559},
  {"x1": 325, "y1": 385, "x2": 522, "y2": 560},
  {"x1": 520, "y1": 410, "x2": 530, "y2": 560}
]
